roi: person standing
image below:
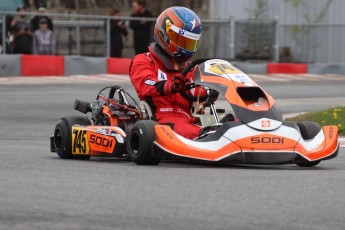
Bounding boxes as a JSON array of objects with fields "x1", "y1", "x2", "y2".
[
  {"x1": 30, "y1": 4, "x2": 54, "y2": 32},
  {"x1": 33, "y1": 18, "x2": 55, "y2": 55},
  {"x1": 13, "y1": 6, "x2": 33, "y2": 54},
  {"x1": 0, "y1": 15, "x2": 15, "y2": 53},
  {"x1": 107, "y1": 8, "x2": 128, "y2": 57},
  {"x1": 129, "y1": 0, "x2": 152, "y2": 54}
]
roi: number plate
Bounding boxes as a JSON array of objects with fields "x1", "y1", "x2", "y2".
[{"x1": 72, "y1": 126, "x2": 90, "y2": 155}]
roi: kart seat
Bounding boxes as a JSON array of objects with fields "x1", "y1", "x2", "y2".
[{"x1": 140, "y1": 101, "x2": 156, "y2": 121}]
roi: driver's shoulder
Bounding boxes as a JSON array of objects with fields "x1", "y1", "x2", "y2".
[
  {"x1": 132, "y1": 53, "x2": 154, "y2": 64},
  {"x1": 130, "y1": 53, "x2": 156, "y2": 74}
]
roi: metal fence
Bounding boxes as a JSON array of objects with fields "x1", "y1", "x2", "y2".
[
  {"x1": 279, "y1": 23, "x2": 345, "y2": 63},
  {"x1": 234, "y1": 19, "x2": 278, "y2": 61},
  {"x1": 1, "y1": 11, "x2": 344, "y2": 63},
  {"x1": 0, "y1": 11, "x2": 234, "y2": 59}
]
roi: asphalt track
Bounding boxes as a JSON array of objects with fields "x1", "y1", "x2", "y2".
[{"x1": 1, "y1": 78, "x2": 345, "y2": 230}]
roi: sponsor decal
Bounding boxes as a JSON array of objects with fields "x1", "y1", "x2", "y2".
[
  {"x1": 231, "y1": 74, "x2": 253, "y2": 86},
  {"x1": 170, "y1": 24, "x2": 201, "y2": 40},
  {"x1": 329, "y1": 127, "x2": 334, "y2": 139},
  {"x1": 160, "y1": 108, "x2": 173, "y2": 112},
  {"x1": 251, "y1": 137, "x2": 285, "y2": 144},
  {"x1": 90, "y1": 135, "x2": 114, "y2": 148},
  {"x1": 206, "y1": 59, "x2": 229, "y2": 64},
  {"x1": 247, "y1": 118, "x2": 282, "y2": 131},
  {"x1": 261, "y1": 119, "x2": 271, "y2": 128},
  {"x1": 145, "y1": 79, "x2": 156, "y2": 86},
  {"x1": 96, "y1": 128, "x2": 112, "y2": 135},
  {"x1": 72, "y1": 127, "x2": 90, "y2": 155},
  {"x1": 161, "y1": 126, "x2": 173, "y2": 139},
  {"x1": 89, "y1": 133, "x2": 116, "y2": 153},
  {"x1": 158, "y1": 69, "x2": 167, "y2": 81},
  {"x1": 177, "y1": 108, "x2": 191, "y2": 118}
]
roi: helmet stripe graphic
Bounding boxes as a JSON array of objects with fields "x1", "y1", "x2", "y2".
[{"x1": 170, "y1": 24, "x2": 201, "y2": 40}]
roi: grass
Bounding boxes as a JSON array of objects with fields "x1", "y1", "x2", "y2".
[{"x1": 285, "y1": 107, "x2": 345, "y2": 135}]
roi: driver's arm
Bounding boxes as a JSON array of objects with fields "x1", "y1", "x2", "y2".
[
  {"x1": 129, "y1": 54, "x2": 166, "y2": 97},
  {"x1": 130, "y1": 54, "x2": 187, "y2": 97}
]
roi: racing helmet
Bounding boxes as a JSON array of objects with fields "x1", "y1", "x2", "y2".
[{"x1": 154, "y1": 7, "x2": 202, "y2": 62}]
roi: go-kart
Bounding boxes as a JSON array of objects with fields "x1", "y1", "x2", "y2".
[{"x1": 50, "y1": 59, "x2": 339, "y2": 167}]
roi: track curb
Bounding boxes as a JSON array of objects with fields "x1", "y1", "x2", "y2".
[
  {"x1": 1, "y1": 55, "x2": 345, "y2": 77},
  {"x1": 339, "y1": 138, "x2": 345, "y2": 148}
]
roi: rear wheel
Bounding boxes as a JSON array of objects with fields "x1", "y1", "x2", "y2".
[
  {"x1": 295, "y1": 121, "x2": 322, "y2": 167},
  {"x1": 128, "y1": 120, "x2": 161, "y2": 165},
  {"x1": 54, "y1": 116, "x2": 91, "y2": 159}
]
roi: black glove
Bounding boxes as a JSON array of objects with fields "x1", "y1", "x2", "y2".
[
  {"x1": 163, "y1": 74, "x2": 188, "y2": 95},
  {"x1": 209, "y1": 89, "x2": 219, "y2": 101}
]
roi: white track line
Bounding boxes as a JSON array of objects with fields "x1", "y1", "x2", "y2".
[{"x1": 339, "y1": 138, "x2": 345, "y2": 148}]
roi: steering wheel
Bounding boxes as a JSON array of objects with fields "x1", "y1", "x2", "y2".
[{"x1": 179, "y1": 58, "x2": 215, "y2": 102}]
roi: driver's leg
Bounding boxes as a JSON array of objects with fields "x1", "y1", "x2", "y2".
[
  {"x1": 158, "y1": 114, "x2": 202, "y2": 139},
  {"x1": 174, "y1": 121, "x2": 202, "y2": 140}
]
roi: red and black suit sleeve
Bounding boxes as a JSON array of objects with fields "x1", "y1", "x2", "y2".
[{"x1": 129, "y1": 54, "x2": 166, "y2": 97}]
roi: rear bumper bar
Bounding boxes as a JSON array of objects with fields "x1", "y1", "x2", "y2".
[{"x1": 50, "y1": 136, "x2": 56, "y2": 152}]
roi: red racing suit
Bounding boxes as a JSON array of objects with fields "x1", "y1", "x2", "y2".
[{"x1": 129, "y1": 43, "x2": 205, "y2": 139}]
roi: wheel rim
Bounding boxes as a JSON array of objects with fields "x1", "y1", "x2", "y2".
[
  {"x1": 54, "y1": 127, "x2": 63, "y2": 151},
  {"x1": 131, "y1": 131, "x2": 141, "y2": 156}
]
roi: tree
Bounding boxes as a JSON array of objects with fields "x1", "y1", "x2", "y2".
[
  {"x1": 246, "y1": 0, "x2": 269, "y2": 20},
  {"x1": 284, "y1": 0, "x2": 333, "y2": 62}
]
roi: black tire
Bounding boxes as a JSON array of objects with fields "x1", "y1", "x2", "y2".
[
  {"x1": 128, "y1": 120, "x2": 161, "y2": 165},
  {"x1": 54, "y1": 116, "x2": 91, "y2": 159},
  {"x1": 295, "y1": 121, "x2": 322, "y2": 167}
]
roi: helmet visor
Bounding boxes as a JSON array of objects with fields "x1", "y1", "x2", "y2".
[{"x1": 168, "y1": 24, "x2": 201, "y2": 52}]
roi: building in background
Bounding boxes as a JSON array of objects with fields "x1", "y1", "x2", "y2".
[
  {"x1": 1, "y1": 0, "x2": 344, "y2": 63},
  {"x1": 210, "y1": 0, "x2": 345, "y2": 63},
  {"x1": 0, "y1": 0, "x2": 24, "y2": 11}
]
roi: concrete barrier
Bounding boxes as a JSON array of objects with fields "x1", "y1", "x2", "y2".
[
  {"x1": 64, "y1": 56, "x2": 107, "y2": 75},
  {"x1": 308, "y1": 63, "x2": 345, "y2": 74},
  {"x1": 1, "y1": 54, "x2": 345, "y2": 77},
  {"x1": 0, "y1": 55, "x2": 21, "y2": 77},
  {"x1": 232, "y1": 62, "x2": 267, "y2": 74}
]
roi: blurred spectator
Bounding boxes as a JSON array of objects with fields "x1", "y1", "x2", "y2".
[
  {"x1": 5, "y1": 15, "x2": 16, "y2": 53},
  {"x1": 107, "y1": 8, "x2": 128, "y2": 57},
  {"x1": 33, "y1": 18, "x2": 55, "y2": 55},
  {"x1": 13, "y1": 6, "x2": 33, "y2": 54},
  {"x1": 31, "y1": 4, "x2": 53, "y2": 32},
  {"x1": 130, "y1": 0, "x2": 152, "y2": 54},
  {"x1": 0, "y1": 15, "x2": 16, "y2": 53},
  {"x1": 23, "y1": 0, "x2": 31, "y2": 8}
]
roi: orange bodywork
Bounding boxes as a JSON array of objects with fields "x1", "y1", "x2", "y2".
[
  {"x1": 200, "y1": 75, "x2": 273, "y2": 112},
  {"x1": 295, "y1": 126, "x2": 338, "y2": 161},
  {"x1": 72, "y1": 125, "x2": 125, "y2": 156},
  {"x1": 154, "y1": 124, "x2": 339, "y2": 162},
  {"x1": 154, "y1": 125, "x2": 241, "y2": 161},
  {"x1": 101, "y1": 106, "x2": 119, "y2": 127}
]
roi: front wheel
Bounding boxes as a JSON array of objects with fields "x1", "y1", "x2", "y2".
[
  {"x1": 128, "y1": 120, "x2": 161, "y2": 165},
  {"x1": 295, "y1": 121, "x2": 322, "y2": 167},
  {"x1": 54, "y1": 116, "x2": 91, "y2": 159}
]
